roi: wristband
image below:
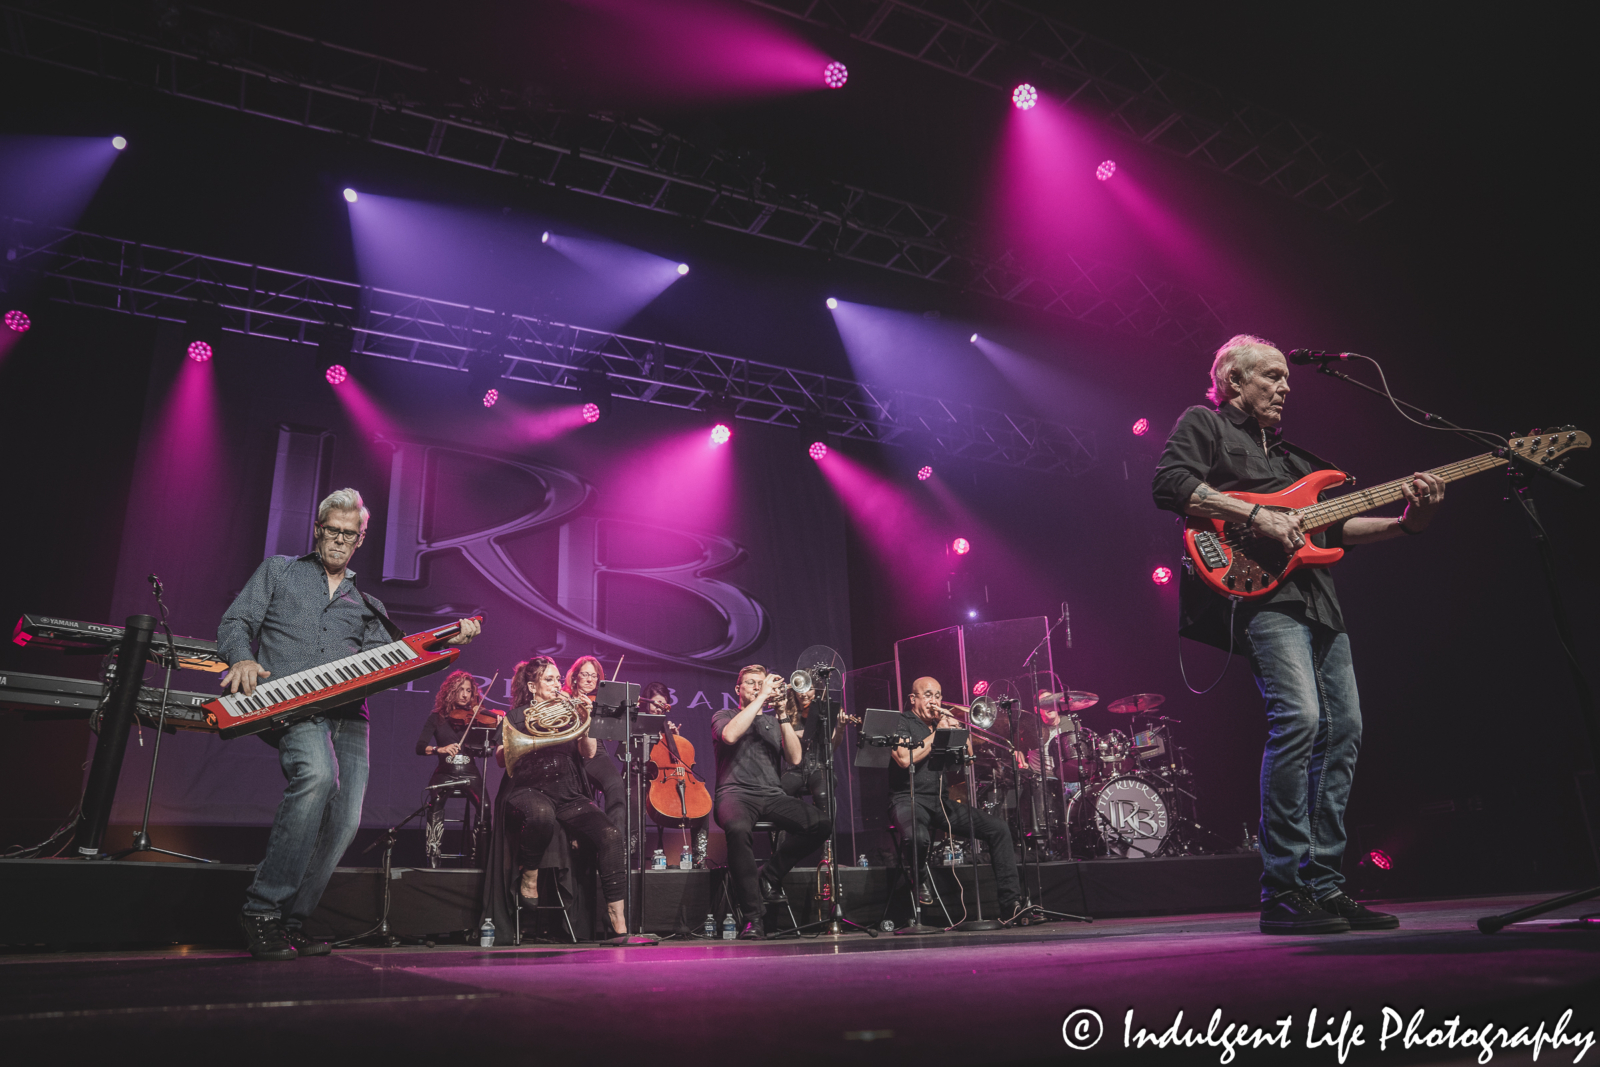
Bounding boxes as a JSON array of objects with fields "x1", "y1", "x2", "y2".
[{"x1": 1247, "y1": 504, "x2": 1262, "y2": 529}]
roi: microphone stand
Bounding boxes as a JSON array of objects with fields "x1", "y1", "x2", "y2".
[
  {"x1": 109, "y1": 576, "x2": 214, "y2": 863},
  {"x1": 1307, "y1": 356, "x2": 1595, "y2": 931}
]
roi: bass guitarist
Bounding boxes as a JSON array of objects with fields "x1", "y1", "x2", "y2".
[{"x1": 1152, "y1": 335, "x2": 1444, "y2": 935}]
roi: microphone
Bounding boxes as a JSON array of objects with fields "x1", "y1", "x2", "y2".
[
  {"x1": 1287, "y1": 349, "x2": 1354, "y2": 365},
  {"x1": 1061, "y1": 601, "x2": 1071, "y2": 649},
  {"x1": 147, "y1": 573, "x2": 164, "y2": 597}
]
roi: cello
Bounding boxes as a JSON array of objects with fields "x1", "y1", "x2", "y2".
[{"x1": 647, "y1": 721, "x2": 712, "y2": 829}]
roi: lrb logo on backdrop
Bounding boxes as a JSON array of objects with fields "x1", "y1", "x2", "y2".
[{"x1": 268, "y1": 429, "x2": 768, "y2": 667}]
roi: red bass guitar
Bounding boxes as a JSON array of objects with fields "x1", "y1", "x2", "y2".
[{"x1": 1183, "y1": 428, "x2": 1588, "y2": 600}]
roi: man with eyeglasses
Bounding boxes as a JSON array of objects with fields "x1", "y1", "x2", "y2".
[{"x1": 219, "y1": 488, "x2": 480, "y2": 960}]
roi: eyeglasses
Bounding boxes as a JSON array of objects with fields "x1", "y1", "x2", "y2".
[{"x1": 319, "y1": 525, "x2": 362, "y2": 543}]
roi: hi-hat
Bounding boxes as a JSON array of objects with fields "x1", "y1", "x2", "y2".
[{"x1": 1107, "y1": 693, "x2": 1165, "y2": 715}]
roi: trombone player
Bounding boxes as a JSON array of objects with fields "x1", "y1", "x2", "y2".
[{"x1": 889, "y1": 677, "x2": 1032, "y2": 924}]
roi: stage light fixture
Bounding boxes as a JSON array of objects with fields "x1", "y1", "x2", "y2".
[
  {"x1": 967, "y1": 609, "x2": 979, "y2": 619},
  {"x1": 1151, "y1": 565, "x2": 1173, "y2": 585},
  {"x1": 917, "y1": 465, "x2": 933, "y2": 482},
  {"x1": 703, "y1": 392, "x2": 739, "y2": 445},
  {"x1": 483, "y1": 388, "x2": 500, "y2": 408},
  {"x1": 972, "y1": 680, "x2": 989, "y2": 696},
  {"x1": 710, "y1": 423, "x2": 732, "y2": 446},
  {"x1": 111, "y1": 136, "x2": 127, "y2": 151},
  {"x1": 317, "y1": 322, "x2": 356, "y2": 385},
  {"x1": 676, "y1": 263, "x2": 690, "y2": 276},
  {"x1": 541, "y1": 231, "x2": 550, "y2": 244},
  {"x1": 1132, "y1": 417, "x2": 1150, "y2": 436},
  {"x1": 823, "y1": 61, "x2": 848, "y2": 89},
  {"x1": 4, "y1": 309, "x2": 30, "y2": 333},
  {"x1": 581, "y1": 402, "x2": 601, "y2": 423},
  {"x1": 969, "y1": 333, "x2": 978, "y2": 343},
  {"x1": 186, "y1": 340, "x2": 213, "y2": 363},
  {"x1": 1096, "y1": 159, "x2": 1117, "y2": 181},
  {"x1": 808, "y1": 441, "x2": 828, "y2": 461},
  {"x1": 325, "y1": 363, "x2": 348, "y2": 385},
  {"x1": 797, "y1": 409, "x2": 831, "y2": 461},
  {"x1": 1012, "y1": 83, "x2": 1038, "y2": 110},
  {"x1": 825, "y1": 297, "x2": 838, "y2": 310},
  {"x1": 1367, "y1": 849, "x2": 1393, "y2": 870},
  {"x1": 574, "y1": 369, "x2": 613, "y2": 423},
  {"x1": 952, "y1": 537, "x2": 971, "y2": 555},
  {"x1": 182, "y1": 300, "x2": 225, "y2": 361},
  {"x1": 343, "y1": 188, "x2": 358, "y2": 203}
]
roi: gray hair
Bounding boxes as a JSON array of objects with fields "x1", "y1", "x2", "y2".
[
  {"x1": 317, "y1": 488, "x2": 370, "y2": 532},
  {"x1": 1208, "y1": 334, "x2": 1282, "y2": 407}
]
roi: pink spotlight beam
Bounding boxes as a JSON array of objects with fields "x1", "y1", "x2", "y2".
[{"x1": 1012, "y1": 83, "x2": 1038, "y2": 110}]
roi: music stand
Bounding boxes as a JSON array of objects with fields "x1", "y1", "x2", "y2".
[
  {"x1": 858, "y1": 708, "x2": 947, "y2": 936},
  {"x1": 592, "y1": 680, "x2": 658, "y2": 945}
]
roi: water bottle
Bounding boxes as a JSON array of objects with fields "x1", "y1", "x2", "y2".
[
  {"x1": 479, "y1": 917, "x2": 495, "y2": 948},
  {"x1": 679, "y1": 846, "x2": 693, "y2": 870},
  {"x1": 651, "y1": 849, "x2": 667, "y2": 870},
  {"x1": 703, "y1": 912, "x2": 716, "y2": 939},
  {"x1": 721, "y1": 914, "x2": 736, "y2": 940},
  {"x1": 857, "y1": 854, "x2": 869, "y2": 869}
]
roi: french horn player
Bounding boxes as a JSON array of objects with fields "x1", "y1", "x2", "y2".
[{"x1": 490, "y1": 656, "x2": 630, "y2": 939}]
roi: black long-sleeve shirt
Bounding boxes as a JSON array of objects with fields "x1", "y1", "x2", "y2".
[{"x1": 1151, "y1": 404, "x2": 1350, "y2": 652}]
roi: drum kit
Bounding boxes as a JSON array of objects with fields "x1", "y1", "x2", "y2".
[{"x1": 950, "y1": 689, "x2": 1198, "y2": 860}]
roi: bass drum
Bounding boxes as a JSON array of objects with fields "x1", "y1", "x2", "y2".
[{"x1": 1068, "y1": 774, "x2": 1170, "y2": 859}]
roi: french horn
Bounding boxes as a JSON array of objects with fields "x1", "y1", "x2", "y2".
[{"x1": 501, "y1": 695, "x2": 591, "y2": 778}]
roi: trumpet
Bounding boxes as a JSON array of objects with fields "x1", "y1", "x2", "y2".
[{"x1": 762, "y1": 672, "x2": 789, "y2": 710}]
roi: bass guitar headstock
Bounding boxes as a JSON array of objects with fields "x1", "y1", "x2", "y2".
[{"x1": 1506, "y1": 427, "x2": 1589, "y2": 467}]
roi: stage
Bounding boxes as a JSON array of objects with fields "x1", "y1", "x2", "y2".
[{"x1": 2, "y1": 895, "x2": 1595, "y2": 1065}]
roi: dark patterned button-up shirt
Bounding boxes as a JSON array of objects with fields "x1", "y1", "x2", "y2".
[{"x1": 218, "y1": 553, "x2": 395, "y2": 719}]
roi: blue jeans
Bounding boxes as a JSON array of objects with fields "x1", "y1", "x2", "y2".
[
  {"x1": 243, "y1": 715, "x2": 369, "y2": 928},
  {"x1": 1246, "y1": 605, "x2": 1362, "y2": 902}
]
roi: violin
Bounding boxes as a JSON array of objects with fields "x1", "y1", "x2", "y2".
[
  {"x1": 446, "y1": 672, "x2": 502, "y2": 728},
  {"x1": 647, "y1": 719, "x2": 712, "y2": 824}
]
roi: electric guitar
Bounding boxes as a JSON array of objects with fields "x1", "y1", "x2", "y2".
[{"x1": 1183, "y1": 427, "x2": 1589, "y2": 600}]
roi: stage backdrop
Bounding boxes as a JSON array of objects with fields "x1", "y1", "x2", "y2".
[{"x1": 103, "y1": 325, "x2": 851, "y2": 830}]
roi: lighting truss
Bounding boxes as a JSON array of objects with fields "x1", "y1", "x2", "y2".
[
  {"x1": 0, "y1": 2, "x2": 1223, "y2": 347},
  {"x1": 3, "y1": 217, "x2": 1097, "y2": 476},
  {"x1": 745, "y1": 0, "x2": 1395, "y2": 221}
]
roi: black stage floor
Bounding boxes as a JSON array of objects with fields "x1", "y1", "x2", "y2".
[{"x1": 1, "y1": 895, "x2": 1596, "y2": 1066}]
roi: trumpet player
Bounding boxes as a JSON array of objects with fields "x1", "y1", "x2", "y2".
[
  {"x1": 712, "y1": 665, "x2": 832, "y2": 940},
  {"x1": 491, "y1": 657, "x2": 630, "y2": 938},
  {"x1": 890, "y1": 677, "x2": 1031, "y2": 924}
]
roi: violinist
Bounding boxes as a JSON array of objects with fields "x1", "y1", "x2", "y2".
[
  {"x1": 778, "y1": 678, "x2": 855, "y2": 819},
  {"x1": 565, "y1": 656, "x2": 626, "y2": 832},
  {"x1": 488, "y1": 657, "x2": 630, "y2": 939},
  {"x1": 416, "y1": 671, "x2": 497, "y2": 865}
]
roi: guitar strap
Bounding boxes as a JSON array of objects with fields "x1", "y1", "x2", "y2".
[{"x1": 354, "y1": 587, "x2": 406, "y2": 643}]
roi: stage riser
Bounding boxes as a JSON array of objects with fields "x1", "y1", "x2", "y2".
[{"x1": 0, "y1": 854, "x2": 1260, "y2": 946}]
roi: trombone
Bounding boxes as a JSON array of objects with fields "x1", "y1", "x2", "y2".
[{"x1": 940, "y1": 698, "x2": 1012, "y2": 748}]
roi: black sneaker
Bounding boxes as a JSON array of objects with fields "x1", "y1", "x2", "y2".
[
  {"x1": 241, "y1": 913, "x2": 297, "y2": 961},
  {"x1": 737, "y1": 917, "x2": 766, "y2": 941},
  {"x1": 283, "y1": 928, "x2": 332, "y2": 956},
  {"x1": 1259, "y1": 889, "x2": 1350, "y2": 934},
  {"x1": 1316, "y1": 891, "x2": 1400, "y2": 930}
]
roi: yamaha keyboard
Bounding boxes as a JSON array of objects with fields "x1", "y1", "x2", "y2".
[
  {"x1": 0, "y1": 669, "x2": 218, "y2": 732},
  {"x1": 202, "y1": 617, "x2": 481, "y2": 739},
  {"x1": 13, "y1": 614, "x2": 228, "y2": 673}
]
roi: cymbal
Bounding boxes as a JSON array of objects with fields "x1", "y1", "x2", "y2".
[
  {"x1": 1107, "y1": 693, "x2": 1165, "y2": 715},
  {"x1": 1039, "y1": 690, "x2": 1099, "y2": 712}
]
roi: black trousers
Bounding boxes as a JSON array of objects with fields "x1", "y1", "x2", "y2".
[
  {"x1": 504, "y1": 784, "x2": 627, "y2": 904},
  {"x1": 779, "y1": 763, "x2": 833, "y2": 818},
  {"x1": 583, "y1": 745, "x2": 628, "y2": 831},
  {"x1": 715, "y1": 789, "x2": 831, "y2": 922},
  {"x1": 891, "y1": 792, "x2": 1022, "y2": 911}
]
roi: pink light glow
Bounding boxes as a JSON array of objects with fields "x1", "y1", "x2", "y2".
[
  {"x1": 324, "y1": 363, "x2": 348, "y2": 385},
  {"x1": 987, "y1": 98, "x2": 1125, "y2": 266},
  {"x1": 329, "y1": 373, "x2": 402, "y2": 443},
  {"x1": 808, "y1": 441, "x2": 828, "y2": 461},
  {"x1": 483, "y1": 388, "x2": 500, "y2": 408},
  {"x1": 952, "y1": 537, "x2": 971, "y2": 555},
  {"x1": 917, "y1": 465, "x2": 933, "y2": 481},
  {"x1": 508, "y1": 403, "x2": 595, "y2": 445},
  {"x1": 4, "y1": 310, "x2": 30, "y2": 333},
  {"x1": 972, "y1": 679, "x2": 989, "y2": 696},
  {"x1": 148, "y1": 344, "x2": 224, "y2": 514},
  {"x1": 1012, "y1": 83, "x2": 1038, "y2": 110},
  {"x1": 823, "y1": 61, "x2": 848, "y2": 88},
  {"x1": 709, "y1": 423, "x2": 732, "y2": 446},
  {"x1": 1151, "y1": 565, "x2": 1173, "y2": 586},
  {"x1": 1132, "y1": 417, "x2": 1150, "y2": 436},
  {"x1": 1096, "y1": 159, "x2": 1117, "y2": 181},
  {"x1": 581, "y1": 402, "x2": 602, "y2": 423},
  {"x1": 599, "y1": 424, "x2": 734, "y2": 532},
  {"x1": 186, "y1": 340, "x2": 213, "y2": 363},
  {"x1": 1368, "y1": 849, "x2": 1393, "y2": 870}
]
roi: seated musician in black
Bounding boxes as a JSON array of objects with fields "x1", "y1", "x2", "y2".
[
  {"x1": 889, "y1": 676, "x2": 1030, "y2": 924},
  {"x1": 778, "y1": 682, "x2": 852, "y2": 819},
  {"x1": 712, "y1": 665, "x2": 832, "y2": 940},
  {"x1": 565, "y1": 656, "x2": 626, "y2": 832},
  {"x1": 494, "y1": 656, "x2": 628, "y2": 938},
  {"x1": 415, "y1": 670, "x2": 494, "y2": 866}
]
